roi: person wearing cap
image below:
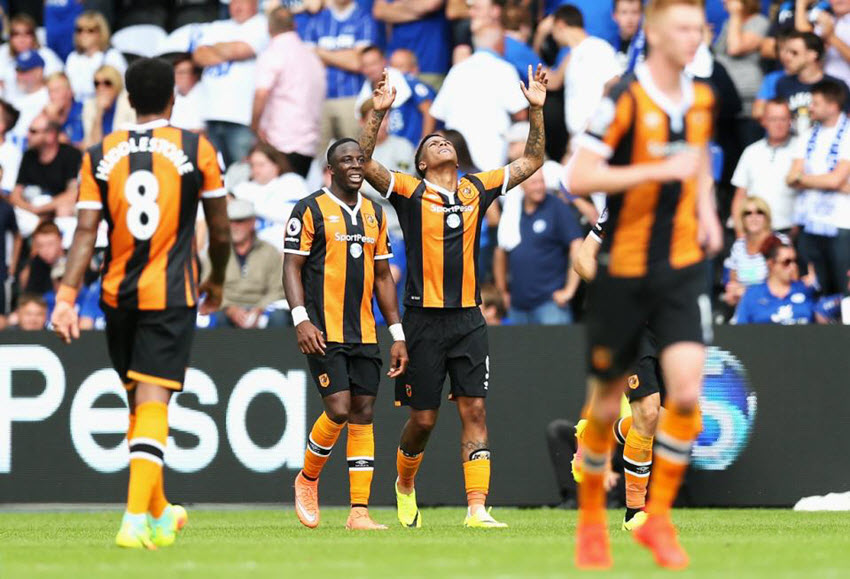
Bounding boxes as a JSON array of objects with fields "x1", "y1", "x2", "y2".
[
  {"x1": 8, "y1": 50, "x2": 50, "y2": 144},
  {"x1": 212, "y1": 198, "x2": 287, "y2": 328},
  {"x1": 0, "y1": 14, "x2": 64, "y2": 104}
]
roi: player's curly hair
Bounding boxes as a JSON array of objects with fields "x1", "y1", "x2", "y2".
[{"x1": 125, "y1": 58, "x2": 175, "y2": 116}]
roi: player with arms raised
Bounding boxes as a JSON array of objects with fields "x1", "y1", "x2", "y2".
[
  {"x1": 359, "y1": 65, "x2": 547, "y2": 528},
  {"x1": 51, "y1": 58, "x2": 231, "y2": 550},
  {"x1": 568, "y1": 0, "x2": 722, "y2": 570},
  {"x1": 284, "y1": 138, "x2": 408, "y2": 531}
]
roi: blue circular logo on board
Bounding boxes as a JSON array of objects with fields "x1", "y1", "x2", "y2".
[{"x1": 691, "y1": 347, "x2": 757, "y2": 471}]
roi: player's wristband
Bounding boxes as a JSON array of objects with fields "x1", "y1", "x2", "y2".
[
  {"x1": 56, "y1": 284, "x2": 79, "y2": 306},
  {"x1": 389, "y1": 323, "x2": 405, "y2": 342},
  {"x1": 291, "y1": 306, "x2": 309, "y2": 327}
]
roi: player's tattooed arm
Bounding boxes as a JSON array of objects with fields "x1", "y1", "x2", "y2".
[
  {"x1": 360, "y1": 69, "x2": 395, "y2": 195},
  {"x1": 507, "y1": 64, "x2": 548, "y2": 190}
]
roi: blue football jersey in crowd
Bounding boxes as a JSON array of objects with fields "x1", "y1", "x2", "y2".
[
  {"x1": 305, "y1": 5, "x2": 378, "y2": 99},
  {"x1": 45, "y1": 0, "x2": 84, "y2": 62},
  {"x1": 385, "y1": 2, "x2": 451, "y2": 75},
  {"x1": 503, "y1": 36, "x2": 541, "y2": 81},
  {"x1": 388, "y1": 74, "x2": 436, "y2": 146},
  {"x1": 733, "y1": 281, "x2": 815, "y2": 325},
  {"x1": 545, "y1": 0, "x2": 618, "y2": 46}
]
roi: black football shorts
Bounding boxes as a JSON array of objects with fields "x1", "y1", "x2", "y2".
[{"x1": 307, "y1": 343, "x2": 382, "y2": 398}]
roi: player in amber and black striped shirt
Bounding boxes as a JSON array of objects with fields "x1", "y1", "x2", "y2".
[
  {"x1": 360, "y1": 67, "x2": 548, "y2": 529},
  {"x1": 51, "y1": 58, "x2": 231, "y2": 550},
  {"x1": 284, "y1": 138, "x2": 408, "y2": 531},
  {"x1": 566, "y1": 0, "x2": 723, "y2": 570}
]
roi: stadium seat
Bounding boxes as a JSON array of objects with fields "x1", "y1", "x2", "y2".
[{"x1": 112, "y1": 25, "x2": 168, "y2": 60}]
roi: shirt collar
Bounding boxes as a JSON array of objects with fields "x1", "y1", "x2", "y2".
[
  {"x1": 634, "y1": 62, "x2": 694, "y2": 121},
  {"x1": 120, "y1": 118, "x2": 170, "y2": 132}
]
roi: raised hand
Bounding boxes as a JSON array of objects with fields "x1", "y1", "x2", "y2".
[
  {"x1": 372, "y1": 68, "x2": 397, "y2": 112},
  {"x1": 520, "y1": 64, "x2": 548, "y2": 108}
]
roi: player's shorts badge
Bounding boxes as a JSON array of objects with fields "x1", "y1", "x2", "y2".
[
  {"x1": 405, "y1": 384, "x2": 412, "y2": 397},
  {"x1": 628, "y1": 374, "x2": 640, "y2": 389},
  {"x1": 319, "y1": 373, "x2": 330, "y2": 388}
]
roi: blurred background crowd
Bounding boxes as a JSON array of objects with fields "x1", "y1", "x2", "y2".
[{"x1": 0, "y1": 0, "x2": 847, "y2": 331}]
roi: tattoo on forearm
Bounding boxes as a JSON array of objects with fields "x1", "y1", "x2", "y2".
[
  {"x1": 360, "y1": 109, "x2": 386, "y2": 159},
  {"x1": 508, "y1": 106, "x2": 545, "y2": 189}
]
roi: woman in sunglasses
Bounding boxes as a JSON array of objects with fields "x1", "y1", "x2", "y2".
[
  {"x1": 732, "y1": 235, "x2": 815, "y2": 325},
  {"x1": 65, "y1": 10, "x2": 127, "y2": 103},
  {"x1": 82, "y1": 65, "x2": 134, "y2": 148},
  {"x1": 723, "y1": 196, "x2": 781, "y2": 307},
  {"x1": 0, "y1": 14, "x2": 63, "y2": 101}
]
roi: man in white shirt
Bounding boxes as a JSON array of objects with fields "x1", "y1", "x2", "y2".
[
  {"x1": 8, "y1": 51, "x2": 50, "y2": 148},
  {"x1": 169, "y1": 53, "x2": 204, "y2": 132},
  {"x1": 430, "y1": 25, "x2": 528, "y2": 170},
  {"x1": 193, "y1": 0, "x2": 269, "y2": 166},
  {"x1": 732, "y1": 99, "x2": 799, "y2": 235},
  {"x1": 551, "y1": 5, "x2": 621, "y2": 140},
  {"x1": 804, "y1": 0, "x2": 850, "y2": 87},
  {"x1": 787, "y1": 79, "x2": 850, "y2": 294}
]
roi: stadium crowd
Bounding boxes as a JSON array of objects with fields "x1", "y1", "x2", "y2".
[{"x1": 0, "y1": 0, "x2": 848, "y2": 331}]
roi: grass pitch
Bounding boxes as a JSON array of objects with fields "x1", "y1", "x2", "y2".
[{"x1": 1, "y1": 508, "x2": 848, "y2": 578}]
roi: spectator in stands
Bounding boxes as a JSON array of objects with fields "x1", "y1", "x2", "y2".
[
  {"x1": 170, "y1": 53, "x2": 204, "y2": 133},
  {"x1": 8, "y1": 50, "x2": 49, "y2": 143},
  {"x1": 543, "y1": 0, "x2": 619, "y2": 45},
  {"x1": 193, "y1": 0, "x2": 269, "y2": 167},
  {"x1": 231, "y1": 142, "x2": 309, "y2": 252},
  {"x1": 812, "y1": 0, "x2": 850, "y2": 88},
  {"x1": 10, "y1": 293, "x2": 48, "y2": 331},
  {"x1": 753, "y1": 31, "x2": 793, "y2": 120},
  {"x1": 612, "y1": 0, "x2": 643, "y2": 69},
  {"x1": 65, "y1": 11, "x2": 127, "y2": 103},
  {"x1": 713, "y1": 0, "x2": 769, "y2": 122},
  {"x1": 357, "y1": 45, "x2": 436, "y2": 147},
  {"x1": 0, "y1": 193, "x2": 21, "y2": 317},
  {"x1": 479, "y1": 282, "x2": 508, "y2": 325},
  {"x1": 9, "y1": 114, "x2": 82, "y2": 221},
  {"x1": 253, "y1": 6, "x2": 325, "y2": 178},
  {"x1": 44, "y1": 72, "x2": 84, "y2": 146},
  {"x1": 82, "y1": 65, "x2": 134, "y2": 148},
  {"x1": 0, "y1": 14, "x2": 63, "y2": 102},
  {"x1": 388, "y1": 48, "x2": 419, "y2": 75},
  {"x1": 731, "y1": 99, "x2": 798, "y2": 236},
  {"x1": 468, "y1": 0, "x2": 539, "y2": 80},
  {"x1": 787, "y1": 79, "x2": 850, "y2": 295},
  {"x1": 446, "y1": 0, "x2": 473, "y2": 63},
  {"x1": 775, "y1": 31, "x2": 844, "y2": 135},
  {"x1": 430, "y1": 24, "x2": 527, "y2": 169},
  {"x1": 724, "y1": 196, "x2": 778, "y2": 306},
  {"x1": 494, "y1": 168, "x2": 583, "y2": 324},
  {"x1": 305, "y1": 0, "x2": 377, "y2": 148},
  {"x1": 733, "y1": 235, "x2": 816, "y2": 324},
  {"x1": 18, "y1": 221, "x2": 64, "y2": 296},
  {"x1": 45, "y1": 0, "x2": 85, "y2": 63},
  {"x1": 761, "y1": 0, "x2": 825, "y2": 60},
  {"x1": 0, "y1": 100, "x2": 21, "y2": 193},
  {"x1": 214, "y1": 199, "x2": 287, "y2": 328},
  {"x1": 549, "y1": 5, "x2": 621, "y2": 139},
  {"x1": 373, "y1": 0, "x2": 452, "y2": 89}
]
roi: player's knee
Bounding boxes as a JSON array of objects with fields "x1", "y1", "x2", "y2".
[
  {"x1": 410, "y1": 410, "x2": 438, "y2": 432},
  {"x1": 459, "y1": 398, "x2": 487, "y2": 426},
  {"x1": 324, "y1": 404, "x2": 350, "y2": 424},
  {"x1": 348, "y1": 406, "x2": 374, "y2": 425},
  {"x1": 633, "y1": 401, "x2": 660, "y2": 435}
]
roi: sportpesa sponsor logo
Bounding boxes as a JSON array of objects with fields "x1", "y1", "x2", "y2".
[
  {"x1": 692, "y1": 347, "x2": 757, "y2": 471},
  {"x1": 335, "y1": 232, "x2": 375, "y2": 244},
  {"x1": 96, "y1": 137, "x2": 195, "y2": 180},
  {"x1": 430, "y1": 204, "x2": 474, "y2": 213}
]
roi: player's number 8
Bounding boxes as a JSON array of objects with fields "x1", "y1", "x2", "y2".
[{"x1": 125, "y1": 170, "x2": 160, "y2": 241}]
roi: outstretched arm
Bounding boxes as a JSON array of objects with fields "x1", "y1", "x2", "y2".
[
  {"x1": 506, "y1": 65, "x2": 548, "y2": 190},
  {"x1": 360, "y1": 69, "x2": 396, "y2": 195}
]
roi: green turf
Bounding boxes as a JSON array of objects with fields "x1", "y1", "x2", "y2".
[{"x1": 1, "y1": 508, "x2": 848, "y2": 578}]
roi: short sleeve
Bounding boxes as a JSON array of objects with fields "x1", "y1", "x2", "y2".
[
  {"x1": 744, "y1": 14, "x2": 769, "y2": 37},
  {"x1": 732, "y1": 289, "x2": 753, "y2": 324},
  {"x1": 410, "y1": 78, "x2": 436, "y2": 105},
  {"x1": 375, "y1": 211, "x2": 393, "y2": 260},
  {"x1": 76, "y1": 152, "x2": 103, "y2": 210},
  {"x1": 242, "y1": 15, "x2": 270, "y2": 55},
  {"x1": 756, "y1": 74, "x2": 777, "y2": 100},
  {"x1": 574, "y1": 87, "x2": 634, "y2": 159},
  {"x1": 471, "y1": 167, "x2": 509, "y2": 196},
  {"x1": 387, "y1": 172, "x2": 422, "y2": 199},
  {"x1": 255, "y1": 47, "x2": 280, "y2": 90},
  {"x1": 730, "y1": 146, "x2": 751, "y2": 189},
  {"x1": 198, "y1": 136, "x2": 225, "y2": 199},
  {"x1": 557, "y1": 201, "x2": 583, "y2": 245},
  {"x1": 284, "y1": 202, "x2": 315, "y2": 255}
]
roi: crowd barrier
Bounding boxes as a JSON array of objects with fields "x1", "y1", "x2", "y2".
[{"x1": 1, "y1": 325, "x2": 848, "y2": 506}]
